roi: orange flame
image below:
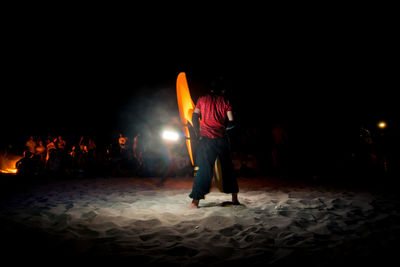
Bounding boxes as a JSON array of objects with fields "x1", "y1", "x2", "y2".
[
  {"x1": 0, "y1": 168, "x2": 18, "y2": 174},
  {"x1": 0, "y1": 153, "x2": 21, "y2": 174}
]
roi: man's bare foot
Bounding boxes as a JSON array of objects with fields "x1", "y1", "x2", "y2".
[
  {"x1": 232, "y1": 193, "x2": 240, "y2": 205},
  {"x1": 188, "y1": 203, "x2": 199, "y2": 209},
  {"x1": 188, "y1": 199, "x2": 199, "y2": 209}
]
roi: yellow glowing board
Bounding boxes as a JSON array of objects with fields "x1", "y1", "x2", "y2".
[
  {"x1": 176, "y1": 72, "x2": 196, "y2": 165},
  {"x1": 177, "y1": 72, "x2": 223, "y2": 191},
  {"x1": 213, "y1": 155, "x2": 224, "y2": 192}
]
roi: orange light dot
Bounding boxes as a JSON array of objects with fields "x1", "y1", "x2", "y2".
[{"x1": 378, "y1": 121, "x2": 387, "y2": 129}]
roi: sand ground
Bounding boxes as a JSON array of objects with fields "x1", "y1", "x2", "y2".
[{"x1": 1, "y1": 176, "x2": 399, "y2": 266}]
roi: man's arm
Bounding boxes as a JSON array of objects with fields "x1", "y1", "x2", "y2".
[
  {"x1": 192, "y1": 108, "x2": 201, "y2": 137},
  {"x1": 226, "y1": 110, "x2": 235, "y2": 130},
  {"x1": 227, "y1": 110, "x2": 234, "y2": 121}
]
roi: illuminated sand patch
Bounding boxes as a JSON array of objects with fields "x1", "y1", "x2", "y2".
[{"x1": 0, "y1": 177, "x2": 399, "y2": 265}]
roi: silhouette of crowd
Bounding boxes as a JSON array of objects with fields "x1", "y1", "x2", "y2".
[
  {"x1": 11, "y1": 132, "x2": 193, "y2": 179},
  {"x1": 3, "y1": 119, "x2": 396, "y2": 182},
  {"x1": 16, "y1": 135, "x2": 104, "y2": 178}
]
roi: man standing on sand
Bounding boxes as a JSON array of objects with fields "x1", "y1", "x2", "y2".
[{"x1": 189, "y1": 79, "x2": 239, "y2": 209}]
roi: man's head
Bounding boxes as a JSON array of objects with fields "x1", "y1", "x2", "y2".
[{"x1": 210, "y1": 76, "x2": 227, "y2": 95}]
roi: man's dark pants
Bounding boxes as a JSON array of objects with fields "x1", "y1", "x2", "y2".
[{"x1": 189, "y1": 137, "x2": 239, "y2": 200}]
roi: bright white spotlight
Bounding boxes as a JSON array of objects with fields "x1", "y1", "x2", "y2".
[{"x1": 162, "y1": 130, "x2": 179, "y2": 141}]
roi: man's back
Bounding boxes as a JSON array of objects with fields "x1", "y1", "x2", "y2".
[{"x1": 196, "y1": 94, "x2": 232, "y2": 139}]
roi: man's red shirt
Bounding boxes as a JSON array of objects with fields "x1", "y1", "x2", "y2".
[{"x1": 195, "y1": 94, "x2": 232, "y2": 139}]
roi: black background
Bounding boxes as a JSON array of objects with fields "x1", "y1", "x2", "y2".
[{"x1": 1, "y1": 10, "x2": 398, "y2": 152}]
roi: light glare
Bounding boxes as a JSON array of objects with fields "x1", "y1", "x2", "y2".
[{"x1": 162, "y1": 130, "x2": 179, "y2": 141}]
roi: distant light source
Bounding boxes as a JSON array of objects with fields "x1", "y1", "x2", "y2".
[
  {"x1": 162, "y1": 130, "x2": 179, "y2": 141},
  {"x1": 378, "y1": 121, "x2": 387, "y2": 129}
]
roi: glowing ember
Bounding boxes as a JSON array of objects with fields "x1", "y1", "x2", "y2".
[
  {"x1": 0, "y1": 153, "x2": 22, "y2": 175},
  {"x1": 0, "y1": 168, "x2": 18, "y2": 174}
]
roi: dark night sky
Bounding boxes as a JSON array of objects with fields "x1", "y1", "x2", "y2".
[{"x1": 1, "y1": 15, "x2": 398, "y2": 149}]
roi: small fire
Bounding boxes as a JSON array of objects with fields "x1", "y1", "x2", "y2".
[
  {"x1": 0, "y1": 168, "x2": 18, "y2": 174},
  {"x1": 0, "y1": 153, "x2": 21, "y2": 175}
]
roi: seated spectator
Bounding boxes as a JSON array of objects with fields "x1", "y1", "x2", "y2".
[
  {"x1": 57, "y1": 136, "x2": 66, "y2": 150},
  {"x1": 46, "y1": 137, "x2": 58, "y2": 161},
  {"x1": 119, "y1": 133, "x2": 128, "y2": 152},
  {"x1": 26, "y1": 136, "x2": 37, "y2": 154},
  {"x1": 79, "y1": 136, "x2": 86, "y2": 151},
  {"x1": 16, "y1": 150, "x2": 35, "y2": 176},
  {"x1": 88, "y1": 138, "x2": 97, "y2": 155},
  {"x1": 35, "y1": 140, "x2": 47, "y2": 163}
]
